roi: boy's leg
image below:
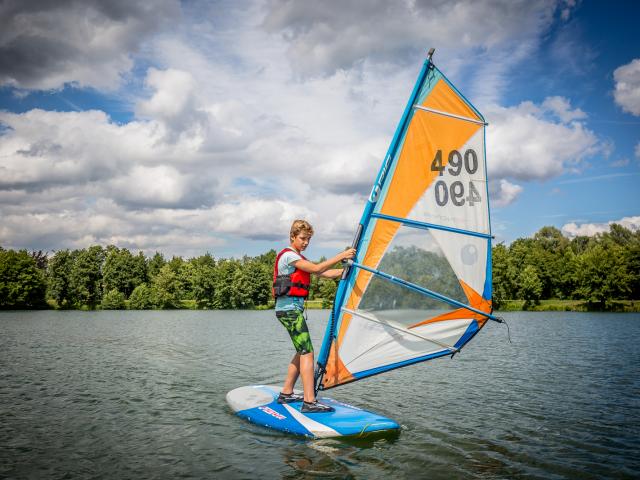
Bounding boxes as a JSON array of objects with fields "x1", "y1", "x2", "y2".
[
  {"x1": 299, "y1": 351, "x2": 315, "y2": 403},
  {"x1": 277, "y1": 309, "x2": 315, "y2": 400},
  {"x1": 282, "y1": 353, "x2": 300, "y2": 394}
]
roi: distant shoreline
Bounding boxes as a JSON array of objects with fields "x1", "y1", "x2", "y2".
[
  {"x1": 495, "y1": 299, "x2": 640, "y2": 313},
  {"x1": 7, "y1": 298, "x2": 635, "y2": 313}
]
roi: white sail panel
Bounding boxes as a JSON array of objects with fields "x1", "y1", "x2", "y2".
[{"x1": 338, "y1": 313, "x2": 473, "y2": 377}]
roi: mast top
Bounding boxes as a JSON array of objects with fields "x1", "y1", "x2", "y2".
[{"x1": 427, "y1": 48, "x2": 435, "y2": 62}]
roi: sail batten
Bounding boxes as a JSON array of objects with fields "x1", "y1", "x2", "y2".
[
  {"x1": 370, "y1": 212, "x2": 492, "y2": 239},
  {"x1": 315, "y1": 54, "x2": 494, "y2": 391},
  {"x1": 413, "y1": 105, "x2": 488, "y2": 125}
]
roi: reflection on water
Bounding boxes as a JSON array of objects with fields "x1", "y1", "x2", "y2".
[{"x1": 1, "y1": 310, "x2": 639, "y2": 479}]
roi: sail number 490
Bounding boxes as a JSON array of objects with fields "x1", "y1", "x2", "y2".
[{"x1": 430, "y1": 149, "x2": 481, "y2": 207}]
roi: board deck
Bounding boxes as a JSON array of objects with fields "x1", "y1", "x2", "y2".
[{"x1": 226, "y1": 385, "x2": 400, "y2": 438}]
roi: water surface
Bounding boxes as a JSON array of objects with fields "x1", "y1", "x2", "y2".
[{"x1": 1, "y1": 310, "x2": 639, "y2": 479}]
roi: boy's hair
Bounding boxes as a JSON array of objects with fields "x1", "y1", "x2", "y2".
[{"x1": 290, "y1": 219, "x2": 314, "y2": 241}]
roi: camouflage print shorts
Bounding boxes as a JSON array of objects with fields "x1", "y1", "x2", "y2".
[{"x1": 276, "y1": 310, "x2": 313, "y2": 355}]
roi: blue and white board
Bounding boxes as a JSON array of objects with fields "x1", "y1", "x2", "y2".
[{"x1": 226, "y1": 385, "x2": 399, "y2": 438}]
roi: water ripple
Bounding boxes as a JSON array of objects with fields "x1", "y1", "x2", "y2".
[{"x1": 1, "y1": 310, "x2": 639, "y2": 479}]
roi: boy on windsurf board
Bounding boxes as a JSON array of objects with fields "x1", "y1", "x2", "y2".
[{"x1": 273, "y1": 219, "x2": 355, "y2": 413}]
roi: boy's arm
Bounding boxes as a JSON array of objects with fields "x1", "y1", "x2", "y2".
[
  {"x1": 317, "y1": 269, "x2": 343, "y2": 279},
  {"x1": 292, "y1": 248, "x2": 355, "y2": 275}
]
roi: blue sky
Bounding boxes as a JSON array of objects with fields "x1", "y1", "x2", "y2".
[
  {"x1": 488, "y1": 1, "x2": 640, "y2": 240},
  {"x1": 0, "y1": 0, "x2": 638, "y2": 259}
]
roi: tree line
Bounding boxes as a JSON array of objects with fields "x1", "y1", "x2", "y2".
[
  {"x1": 0, "y1": 224, "x2": 638, "y2": 310},
  {"x1": 0, "y1": 245, "x2": 339, "y2": 310},
  {"x1": 492, "y1": 224, "x2": 639, "y2": 309}
]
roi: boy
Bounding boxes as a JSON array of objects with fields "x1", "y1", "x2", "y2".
[{"x1": 273, "y1": 219, "x2": 356, "y2": 413}]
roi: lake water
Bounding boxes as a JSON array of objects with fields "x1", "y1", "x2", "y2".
[{"x1": 1, "y1": 310, "x2": 639, "y2": 479}]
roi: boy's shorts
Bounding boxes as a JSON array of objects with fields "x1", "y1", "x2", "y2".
[{"x1": 276, "y1": 310, "x2": 313, "y2": 355}]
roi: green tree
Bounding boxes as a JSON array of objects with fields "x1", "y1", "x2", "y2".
[
  {"x1": 0, "y1": 249, "x2": 47, "y2": 308},
  {"x1": 230, "y1": 261, "x2": 253, "y2": 309},
  {"x1": 178, "y1": 261, "x2": 196, "y2": 301},
  {"x1": 607, "y1": 223, "x2": 635, "y2": 246},
  {"x1": 570, "y1": 235, "x2": 594, "y2": 255},
  {"x1": 255, "y1": 249, "x2": 277, "y2": 271},
  {"x1": 214, "y1": 259, "x2": 240, "y2": 308},
  {"x1": 167, "y1": 256, "x2": 185, "y2": 272},
  {"x1": 531, "y1": 226, "x2": 570, "y2": 299},
  {"x1": 47, "y1": 249, "x2": 75, "y2": 308},
  {"x1": 491, "y1": 243, "x2": 512, "y2": 308},
  {"x1": 190, "y1": 254, "x2": 217, "y2": 309},
  {"x1": 103, "y1": 247, "x2": 148, "y2": 298},
  {"x1": 166, "y1": 256, "x2": 191, "y2": 299},
  {"x1": 318, "y1": 278, "x2": 338, "y2": 308},
  {"x1": 556, "y1": 248, "x2": 578, "y2": 299},
  {"x1": 603, "y1": 224, "x2": 639, "y2": 300},
  {"x1": 243, "y1": 257, "x2": 272, "y2": 307},
  {"x1": 69, "y1": 246, "x2": 105, "y2": 308},
  {"x1": 101, "y1": 288, "x2": 126, "y2": 309},
  {"x1": 128, "y1": 283, "x2": 154, "y2": 309},
  {"x1": 534, "y1": 226, "x2": 569, "y2": 252},
  {"x1": 574, "y1": 243, "x2": 632, "y2": 308},
  {"x1": 518, "y1": 265, "x2": 543, "y2": 310},
  {"x1": 626, "y1": 243, "x2": 640, "y2": 299},
  {"x1": 508, "y1": 238, "x2": 536, "y2": 299},
  {"x1": 151, "y1": 264, "x2": 181, "y2": 309},
  {"x1": 147, "y1": 252, "x2": 166, "y2": 279},
  {"x1": 29, "y1": 250, "x2": 48, "y2": 270}
]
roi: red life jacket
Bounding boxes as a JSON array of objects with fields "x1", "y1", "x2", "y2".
[{"x1": 273, "y1": 248, "x2": 311, "y2": 298}]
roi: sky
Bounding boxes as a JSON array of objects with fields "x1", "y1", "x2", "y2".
[{"x1": 0, "y1": 0, "x2": 639, "y2": 260}]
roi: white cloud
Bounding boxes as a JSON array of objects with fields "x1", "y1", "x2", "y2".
[
  {"x1": 0, "y1": 56, "x2": 370, "y2": 254},
  {"x1": 613, "y1": 58, "x2": 640, "y2": 116},
  {"x1": 0, "y1": 109, "x2": 161, "y2": 190},
  {"x1": 137, "y1": 69, "x2": 198, "y2": 124},
  {"x1": 561, "y1": 222, "x2": 608, "y2": 237},
  {"x1": 207, "y1": 199, "x2": 314, "y2": 240},
  {"x1": 108, "y1": 165, "x2": 191, "y2": 207},
  {"x1": 0, "y1": 106, "x2": 223, "y2": 242},
  {"x1": 262, "y1": 0, "x2": 558, "y2": 78},
  {"x1": 611, "y1": 158, "x2": 630, "y2": 168},
  {"x1": 635, "y1": 141, "x2": 640, "y2": 159},
  {"x1": 0, "y1": 64, "x2": 278, "y2": 206},
  {"x1": 541, "y1": 96, "x2": 587, "y2": 123},
  {"x1": 306, "y1": 140, "x2": 385, "y2": 195},
  {"x1": 489, "y1": 179, "x2": 524, "y2": 207},
  {"x1": 486, "y1": 97, "x2": 599, "y2": 181},
  {"x1": 0, "y1": 0, "x2": 623, "y2": 256},
  {"x1": 0, "y1": 199, "x2": 225, "y2": 258},
  {"x1": 261, "y1": 0, "x2": 569, "y2": 107},
  {"x1": 561, "y1": 216, "x2": 640, "y2": 237},
  {"x1": 0, "y1": 0, "x2": 180, "y2": 90}
]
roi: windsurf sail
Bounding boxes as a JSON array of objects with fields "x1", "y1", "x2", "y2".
[{"x1": 315, "y1": 50, "x2": 502, "y2": 391}]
